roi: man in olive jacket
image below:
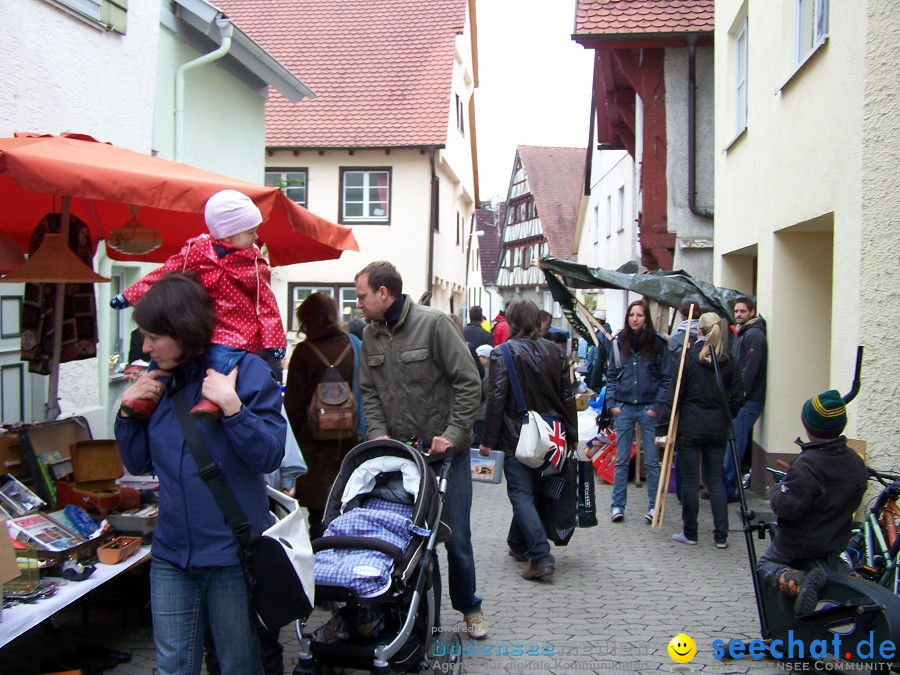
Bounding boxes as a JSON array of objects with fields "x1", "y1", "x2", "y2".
[{"x1": 354, "y1": 261, "x2": 487, "y2": 639}]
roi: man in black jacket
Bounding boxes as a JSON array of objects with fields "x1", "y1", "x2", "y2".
[
  {"x1": 723, "y1": 296, "x2": 767, "y2": 500},
  {"x1": 756, "y1": 390, "x2": 867, "y2": 615},
  {"x1": 463, "y1": 306, "x2": 492, "y2": 348}
]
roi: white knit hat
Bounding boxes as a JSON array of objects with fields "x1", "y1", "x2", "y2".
[
  {"x1": 204, "y1": 190, "x2": 262, "y2": 240},
  {"x1": 475, "y1": 344, "x2": 493, "y2": 358}
]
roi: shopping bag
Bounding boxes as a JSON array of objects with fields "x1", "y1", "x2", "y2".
[
  {"x1": 240, "y1": 504, "x2": 315, "y2": 630},
  {"x1": 538, "y1": 452, "x2": 576, "y2": 546},
  {"x1": 576, "y1": 461, "x2": 598, "y2": 527},
  {"x1": 515, "y1": 411, "x2": 567, "y2": 476}
]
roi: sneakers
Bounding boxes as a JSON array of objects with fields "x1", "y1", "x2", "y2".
[
  {"x1": 715, "y1": 540, "x2": 729, "y2": 549},
  {"x1": 610, "y1": 507, "x2": 624, "y2": 523},
  {"x1": 464, "y1": 610, "x2": 488, "y2": 640},
  {"x1": 645, "y1": 508, "x2": 655, "y2": 523},
  {"x1": 672, "y1": 532, "x2": 698, "y2": 545}
]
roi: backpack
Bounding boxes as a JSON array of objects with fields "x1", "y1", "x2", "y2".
[{"x1": 305, "y1": 341, "x2": 358, "y2": 441}]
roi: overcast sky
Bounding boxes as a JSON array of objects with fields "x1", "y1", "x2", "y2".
[{"x1": 474, "y1": 0, "x2": 594, "y2": 202}]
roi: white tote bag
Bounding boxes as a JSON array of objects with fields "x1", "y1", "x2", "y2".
[
  {"x1": 500, "y1": 344, "x2": 567, "y2": 476},
  {"x1": 515, "y1": 410, "x2": 567, "y2": 475}
]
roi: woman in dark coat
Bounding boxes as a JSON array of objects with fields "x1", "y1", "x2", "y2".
[
  {"x1": 284, "y1": 293, "x2": 363, "y2": 538},
  {"x1": 664, "y1": 312, "x2": 744, "y2": 548},
  {"x1": 479, "y1": 299, "x2": 577, "y2": 581}
]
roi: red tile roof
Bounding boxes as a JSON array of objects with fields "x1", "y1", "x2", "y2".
[
  {"x1": 517, "y1": 146, "x2": 585, "y2": 260},
  {"x1": 574, "y1": 0, "x2": 714, "y2": 35},
  {"x1": 214, "y1": 0, "x2": 467, "y2": 147}
]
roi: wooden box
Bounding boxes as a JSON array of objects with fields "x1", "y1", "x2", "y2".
[{"x1": 55, "y1": 440, "x2": 123, "y2": 518}]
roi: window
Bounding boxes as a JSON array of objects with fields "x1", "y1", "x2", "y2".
[
  {"x1": 1, "y1": 364, "x2": 24, "y2": 425},
  {"x1": 796, "y1": 0, "x2": 828, "y2": 64},
  {"x1": 734, "y1": 17, "x2": 749, "y2": 134},
  {"x1": 616, "y1": 186, "x2": 625, "y2": 232},
  {"x1": 287, "y1": 284, "x2": 363, "y2": 333},
  {"x1": 592, "y1": 204, "x2": 600, "y2": 244},
  {"x1": 455, "y1": 94, "x2": 465, "y2": 136},
  {"x1": 340, "y1": 169, "x2": 390, "y2": 223},
  {"x1": 266, "y1": 169, "x2": 308, "y2": 207},
  {"x1": 43, "y1": 0, "x2": 127, "y2": 34}
]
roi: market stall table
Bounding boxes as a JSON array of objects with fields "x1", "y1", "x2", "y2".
[{"x1": 0, "y1": 545, "x2": 150, "y2": 648}]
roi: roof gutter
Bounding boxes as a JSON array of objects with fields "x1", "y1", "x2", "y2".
[
  {"x1": 427, "y1": 146, "x2": 439, "y2": 295},
  {"x1": 175, "y1": 18, "x2": 234, "y2": 163},
  {"x1": 687, "y1": 38, "x2": 713, "y2": 219}
]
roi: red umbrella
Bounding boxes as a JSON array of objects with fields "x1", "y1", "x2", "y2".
[
  {"x1": 0, "y1": 133, "x2": 358, "y2": 421},
  {"x1": 0, "y1": 133, "x2": 358, "y2": 265}
]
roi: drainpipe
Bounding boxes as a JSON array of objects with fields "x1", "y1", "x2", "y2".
[
  {"x1": 426, "y1": 147, "x2": 438, "y2": 298},
  {"x1": 687, "y1": 39, "x2": 713, "y2": 219},
  {"x1": 175, "y1": 18, "x2": 234, "y2": 163}
]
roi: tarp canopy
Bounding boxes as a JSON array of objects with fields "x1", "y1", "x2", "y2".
[
  {"x1": 540, "y1": 256, "x2": 752, "y2": 330},
  {"x1": 0, "y1": 133, "x2": 358, "y2": 265}
]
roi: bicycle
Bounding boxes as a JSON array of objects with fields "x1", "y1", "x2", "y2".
[{"x1": 847, "y1": 467, "x2": 900, "y2": 592}]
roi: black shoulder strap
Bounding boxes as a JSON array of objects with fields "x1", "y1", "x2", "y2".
[
  {"x1": 171, "y1": 387, "x2": 252, "y2": 544},
  {"x1": 499, "y1": 342, "x2": 527, "y2": 417}
]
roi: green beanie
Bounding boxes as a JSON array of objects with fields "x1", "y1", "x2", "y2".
[{"x1": 801, "y1": 389, "x2": 847, "y2": 438}]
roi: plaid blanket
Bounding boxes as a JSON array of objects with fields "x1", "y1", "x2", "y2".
[{"x1": 314, "y1": 498, "x2": 429, "y2": 597}]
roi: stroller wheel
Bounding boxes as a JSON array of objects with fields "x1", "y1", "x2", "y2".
[{"x1": 430, "y1": 632, "x2": 462, "y2": 672}]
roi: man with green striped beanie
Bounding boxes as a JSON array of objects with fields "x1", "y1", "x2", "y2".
[{"x1": 755, "y1": 389, "x2": 867, "y2": 616}]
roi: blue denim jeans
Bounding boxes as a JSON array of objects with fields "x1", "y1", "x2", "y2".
[
  {"x1": 678, "y1": 437, "x2": 728, "y2": 542},
  {"x1": 431, "y1": 449, "x2": 481, "y2": 628},
  {"x1": 611, "y1": 403, "x2": 660, "y2": 511},
  {"x1": 724, "y1": 400, "x2": 763, "y2": 499},
  {"x1": 504, "y1": 455, "x2": 554, "y2": 568},
  {"x1": 150, "y1": 557, "x2": 262, "y2": 675}
]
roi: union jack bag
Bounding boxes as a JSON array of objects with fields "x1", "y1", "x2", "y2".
[{"x1": 499, "y1": 344, "x2": 567, "y2": 476}]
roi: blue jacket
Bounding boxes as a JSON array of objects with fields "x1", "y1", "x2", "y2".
[
  {"x1": 605, "y1": 333, "x2": 672, "y2": 414},
  {"x1": 115, "y1": 352, "x2": 286, "y2": 568}
]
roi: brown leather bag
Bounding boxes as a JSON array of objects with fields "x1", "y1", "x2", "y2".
[{"x1": 305, "y1": 342, "x2": 358, "y2": 441}]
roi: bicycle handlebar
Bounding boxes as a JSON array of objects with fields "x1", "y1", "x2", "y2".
[{"x1": 867, "y1": 467, "x2": 900, "y2": 485}]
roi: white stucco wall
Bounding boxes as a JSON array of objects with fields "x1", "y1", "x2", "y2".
[
  {"x1": 578, "y1": 116, "x2": 638, "y2": 333},
  {"x1": 268, "y1": 149, "x2": 436, "y2": 327},
  {"x1": 665, "y1": 46, "x2": 715, "y2": 282},
  {"x1": 859, "y1": 0, "x2": 900, "y2": 470},
  {"x1": 153, "y1": 27, "x2": 267, "y2": 182},
  {"x1": 712, "y1": 0, "x2": 897, "y2": 460},
  {"x1": 0, "y1": 1, "x2": 158, "y2": 150}
]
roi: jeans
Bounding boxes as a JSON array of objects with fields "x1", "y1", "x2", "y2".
[
  {"x1": 678, "y1": 437, "x2": 728, "y2": 542},
  {"x1": 757, "y1": 541, "x2": 850, "y2": 593},
  {"x1": 724, "y1": 400, "x2": 763, "y2": 499},
  {"x1": 205, "y1": 344, "x2": 245, "y2": 376},
  {"x1": 472, "y1": 419, "x2": 484, "y2": 448},
  {"x1": 431, "y1": 449, "x2": 481, "y2": 628},
  {"x1": 150, "y1": 557, "x2": 262, "y2": 675},
  {"x1": 504, "y1": 455, "x2": 554, "y2": 568},
  {"x1": 611, "y1": 403, "x2": 660, "y2": 511}
]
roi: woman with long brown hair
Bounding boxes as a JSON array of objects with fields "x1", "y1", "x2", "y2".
[
  {"x1": 606, "y1": 299, "x2": 672, "y2": 524},
  {"x1": 284, "y1": 292, "x2": 363, "y2": 538}
]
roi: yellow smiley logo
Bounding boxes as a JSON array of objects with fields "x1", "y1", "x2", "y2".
[{"x1": 667, "y1": 633, "x2": 697, "y2": 663}]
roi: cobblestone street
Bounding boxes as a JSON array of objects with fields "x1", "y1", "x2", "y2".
[{"x1": 2, "y1": 471, "x2": 787, "y2": 674}]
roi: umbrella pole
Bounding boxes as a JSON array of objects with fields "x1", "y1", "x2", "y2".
[
  {"x1": 651, "y1": 305, "x2": 694, "y2": 529},
  {"x1": 44, "y1": 197, "x2": 71, "y2": 421}
]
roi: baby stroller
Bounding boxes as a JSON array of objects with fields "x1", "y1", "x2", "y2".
[{"x1": 293, "y1": 439, "x2": 461, "y2": 674}]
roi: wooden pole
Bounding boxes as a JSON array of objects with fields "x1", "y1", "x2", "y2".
[{"x1": 652, "y1": 305, "x2": 694, "y2": 528}]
